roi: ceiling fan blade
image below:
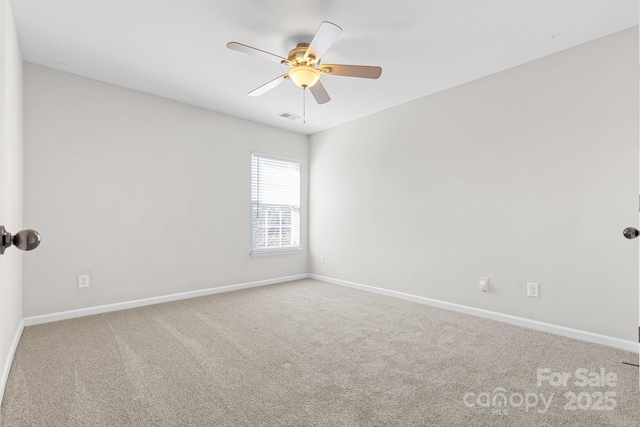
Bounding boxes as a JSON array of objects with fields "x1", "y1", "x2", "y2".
[
  {"x1": 310, "y1": 81, "x2": 331, "y2": 104},
  {"x1": 227, "y1": 42, "x2": 289, "y2": 64},
  {"x1": 304, "y1": 21, "x2": 342, "y2": 62},
  {"x1": 248, "y1": 74, "x2": 288, "y2": 97},
  {"x1": 320, "y1": 64, "x2": 382, "y2": 79}
]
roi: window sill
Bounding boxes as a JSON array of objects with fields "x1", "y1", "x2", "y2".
[{"x1": 251, "y1": 248, "x2": 302, "y2": 257}]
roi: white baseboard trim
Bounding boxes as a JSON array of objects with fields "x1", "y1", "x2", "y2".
[
  {"x1": 1, "y1": 318, "x2": 24, "y2": 405},
  {"x1": 19, "y1": 273, "x2": 639, "y2": 354},
  {"x1": 23, "y1": 274, "x2": 308, "y2": 327},
  {"x1": 309, "y1": 274, "x2": 639, "y2": 354}
]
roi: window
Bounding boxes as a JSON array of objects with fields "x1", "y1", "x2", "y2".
[{"x1": 251, "y1": 153, "x2": 300, "y2": 255}]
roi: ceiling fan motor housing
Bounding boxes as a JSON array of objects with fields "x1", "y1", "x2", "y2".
[{"x1": 289, "y1": 43, "x2": 314, "y2": 64}]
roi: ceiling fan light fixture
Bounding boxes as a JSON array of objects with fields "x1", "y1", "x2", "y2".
[{"x1": 288, "y1": 65, "x2": 321, "y2": 88}]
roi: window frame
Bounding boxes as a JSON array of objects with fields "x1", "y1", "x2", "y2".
[{"x1": 250, "y1": 152, "x2": 302, "y2": 257}]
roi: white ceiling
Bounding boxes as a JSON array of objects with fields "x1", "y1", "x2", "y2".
[{"x1": 11, "y1": 0, "x2": 638, "y2": 135}]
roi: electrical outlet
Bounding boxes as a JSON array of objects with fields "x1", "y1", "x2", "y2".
[
  {"x1": 78, "y1": 274, "x2": 90, "y2": 289},
  {"x1": 479, "y1": 277, "x2": 489, "y2": 292},
  {"x1": 319, "y1": 254, "x2": 325, "y2": 264},
  {"x1": 527, "y1": 282, "x2": 539, "y2": 298}
]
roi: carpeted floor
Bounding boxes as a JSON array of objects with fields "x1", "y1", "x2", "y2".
[{"x1": 1, "y1": 278, "x2": 639, "y2": 426}]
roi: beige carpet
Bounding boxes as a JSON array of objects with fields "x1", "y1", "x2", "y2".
[{"x1": 1, "y1": 279, "x2": 639, "y2": 426}]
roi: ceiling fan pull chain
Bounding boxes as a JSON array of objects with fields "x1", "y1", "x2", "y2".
[{"x1": 303, "y1": 86, "x2": 306, "y2": 124}]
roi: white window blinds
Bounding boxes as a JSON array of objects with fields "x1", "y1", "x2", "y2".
[{"x1": 251, "y1": 154, "x2": 301, "y2": 253}]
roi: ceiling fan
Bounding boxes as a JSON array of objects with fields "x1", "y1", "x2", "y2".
[{"x1": 226, "y1": 22, "x2": 382, "y2": 105}]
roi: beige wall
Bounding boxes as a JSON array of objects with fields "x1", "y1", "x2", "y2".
[
  {"x1": 0, "y1": 0, "x2": 23, "y2": 400},
  {"x1": 23, "y1": 64, "x2": 308, "y2": 316},
  {"x1": 309, "y1": 28, "x2": 639, "y2": 341}
]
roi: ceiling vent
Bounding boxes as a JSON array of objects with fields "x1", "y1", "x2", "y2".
[{"x1": 278, "y1": 111, "x2": 302, "y2": 121}]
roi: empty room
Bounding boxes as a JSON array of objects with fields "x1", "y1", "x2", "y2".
[{"x1": 1, "y1": 0, "x2": 639, "y2": 426}]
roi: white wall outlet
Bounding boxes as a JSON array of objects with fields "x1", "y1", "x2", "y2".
[
  {"x1": 78, "y1": 274, "x2": 90, "y2": 289},
  {"x1": 527, "y1": 282, "x2": 539, "y2": 298},
  {"x1": 319, "y1": 254, "x2": 325, "y2": 264},
  {"x1": 479, "y1": 277, "x2": 489, "y2": 292}
]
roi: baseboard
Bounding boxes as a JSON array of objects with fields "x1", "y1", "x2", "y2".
[
  {"x1": 0, "y1": 318, "x2": 24, "y2": 406},
  {"x1": 20, "y1": 272, "x2": 639, "y2": 354},
  {"x1": 309, "y1": 274, "x2": 639, "y2": 354},
  {"x1": 23, "y1": 274, "x2": 308, "y2": 327}
]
